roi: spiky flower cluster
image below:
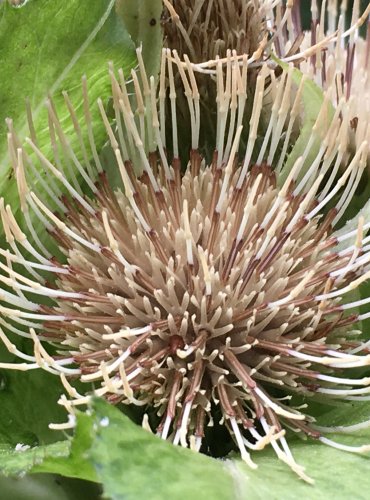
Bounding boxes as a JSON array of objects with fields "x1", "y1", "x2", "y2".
[
  {"x1": 0, "y1": 2, "x2": 370, "y2": 480},
  {"x1": 1, "y1": 43, "x2": 370, "y2": 481}
]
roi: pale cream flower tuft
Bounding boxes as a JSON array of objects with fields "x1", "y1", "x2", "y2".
[{"x1": 0, "y1": 42, "x2": 370, "y2": 482}]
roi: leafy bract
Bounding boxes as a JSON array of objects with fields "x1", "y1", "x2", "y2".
[
  {"x1": 273, "y1": 57, "x2": 335, "y2": 186},
  {"x1": 87, "y1": 398, "x2": 235, "y2": 500},
  {"x1": 0, "y1": 399, "x2": 235, "y2": 499},
  {"x1": 116, "y1": 0, "x2": 163, "y2": 79},
  {"x1": 1, "y1": 398, "x2": 370, "y2": 499},
  {"x1": 0, "y1": 0, "x2": 136, "y2": 219}
]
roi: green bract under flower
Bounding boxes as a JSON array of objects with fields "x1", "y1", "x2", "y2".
[{"x1": 0, "y1": 42, "x2": 369, "y2": 483}]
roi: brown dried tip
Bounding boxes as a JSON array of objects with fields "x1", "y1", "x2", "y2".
[
  {"x1": 0, "y1": 45, "x2": 369, "y2": 482},
  {"x1": 162, "y1": 0, "x2": 265, "y2": 62}
]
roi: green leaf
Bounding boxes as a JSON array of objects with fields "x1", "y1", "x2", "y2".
[
  {"x1": 225, "y1": 401, "x2": 370, "y2": 499},
  {"x1": 0, "y1": 398, "x2": 235, "y2": 498},
  {"x1": 0, "y1": 348, "x2": 75, "y2": 479},
  {"x1": 33, "y1": 413, "x2": 97, "y2": 482},
  {"x1": 0, "y1": 441, "x2": 70, "y2": 478},
  {"x1": 0, "y1": 412, "x2": 96, "y2": 482},
  {"x1": 229, "y1": 438, "x2": 370, "y2": 500},
  {"x1": 0, "y1": 474, "x2": 100, "y2": 500},
  {"x1": 1, "y1": 397, "x2": 370, "y2": 498},
  {"x1": 116, "y1": 0, "x2": 163, "y2": 79},
  {"x1": 87, "y1": 399, "x2": 370, "y2": 499},
  {"x1": 0, "y1": 0, "x2": 136, "y2": 217},
  {"x1": 88, "y1": 398, "x2": 235, "y2": 500},
  {"x1": 0, "y1": 366, "x2": 66, "y2": 448}
]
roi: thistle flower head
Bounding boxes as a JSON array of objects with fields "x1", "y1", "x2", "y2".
[
  {"x1": 1, "y1": 47, "x2": 370, "y2": 482},
  {"x1": 161, "y1": 0, "x2": 269, "y2": 161},
  {"x1": 271, "y1": 0, "x2": 370, "y2": 164}
]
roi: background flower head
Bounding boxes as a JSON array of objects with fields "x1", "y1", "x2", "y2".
[{"x1": 268, "y1": 0, "x2": 370, "y2": 166}]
